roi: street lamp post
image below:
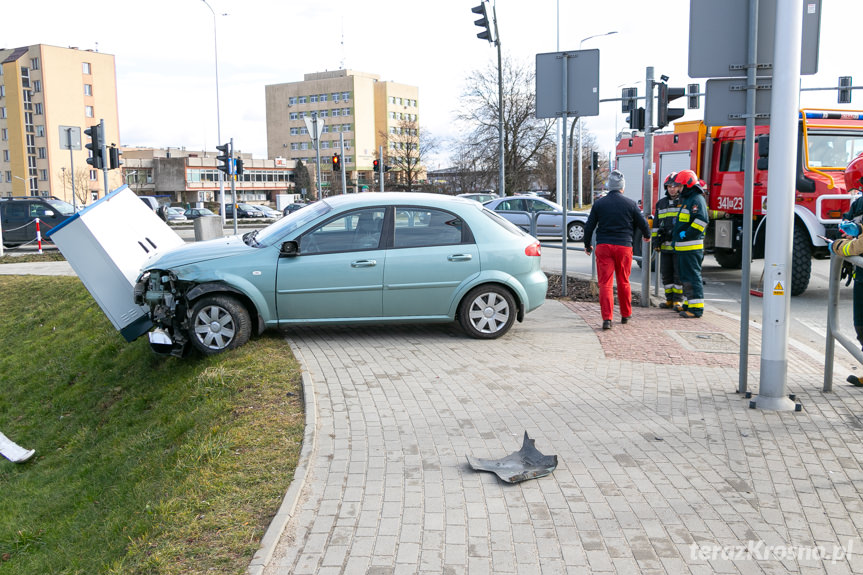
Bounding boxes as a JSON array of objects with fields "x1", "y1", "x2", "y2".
[
  {"x1": 202, "y1": 0, "x2": 226, "y2": 226},
  {"x1": 576, "y1": 31, "x2": 617, "y2": 208}
]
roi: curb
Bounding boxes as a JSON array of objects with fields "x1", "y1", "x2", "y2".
[{"x1": 247, "y1": 341, "x2": 318, "y2": 575}]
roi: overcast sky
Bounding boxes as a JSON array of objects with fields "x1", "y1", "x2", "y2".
[{"x1": 4, "y1": 0, "x2": 859, "y2": 168}]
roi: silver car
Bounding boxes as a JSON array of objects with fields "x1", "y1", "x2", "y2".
[{"x1": 483, "y1": 196, "x2": 588, "y2": 242}]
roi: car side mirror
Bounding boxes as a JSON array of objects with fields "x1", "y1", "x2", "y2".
[{"x1": 280, "y1": 240, "x2": 299, "y2": 257}]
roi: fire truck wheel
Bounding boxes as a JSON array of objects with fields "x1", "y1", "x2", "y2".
[
  {"x1": 714, "y1": 248, "x2": 742, "y2": 269},
  {"x1": 790, "y1": 223, "x2": 812, "y2": 296}
]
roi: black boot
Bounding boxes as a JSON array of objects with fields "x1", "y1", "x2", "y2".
[{"x1": 847, "y1": 375, "x2": 863, "y2": 387}]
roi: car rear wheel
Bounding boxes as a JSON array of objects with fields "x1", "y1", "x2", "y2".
[
  {"x1": 568, "y1": 222, "x2": 585, "y2": 242},
  {"x1": 188, "y1": 295, "x2": 251, "y2": 355},
  {"x1": 458, "y1": 285, "x2": 516, "y2": 339}
]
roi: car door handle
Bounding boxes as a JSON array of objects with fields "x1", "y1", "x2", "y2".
[
  {"x1": 351, "y1": 259, "x2": 377, "y2": 268},
  {"x1": 447, "y1": 254, "x2": 473, "y2": 262}
]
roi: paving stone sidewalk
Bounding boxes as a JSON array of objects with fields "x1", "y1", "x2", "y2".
[{"x1": 255, "y1": 299, "x2": 863, "y2": 574}]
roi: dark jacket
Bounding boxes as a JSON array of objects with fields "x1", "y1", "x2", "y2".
[
  {"x1": 652, "y1": 192, "x2": 679, "y2": 252},
  {"x1": 672, "y1": 186, "x2": 709, "y2": 252},
  {"x1": 584, "y1": 190, "x2": 651, "y2": 249}
]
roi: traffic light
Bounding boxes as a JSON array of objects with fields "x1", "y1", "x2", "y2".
[
  {"x1": 471, "y1": 3, "x2": 493, "y2": 43},
  {"x1": 656, "y1": 82, "x2": 686, "y2": 129},
  {"x1": 85, "y1": 124, "x2": 103, "y2": 170},
  {"x1": 332, "y1": 154, "x2": 341, "y2": 172},
  {"x1": 108, "y1": 145, "x2": 123, "y2": 170},
  {"x1": 216, "y1": 143, "x2": 231, "y2": 175},
  {"x1": 235, "y1": 159, "x2": 244, "y2": 178},
  {"x1": 592, "y1": 152, "x2": 600, "y2": 170},
  {"x1": 839, "y1": 76, "x2": 853, "y2": 104},
  {"x1": 372, "y1": 159, "x2": 380, "y2": 172},
  {"x1": 621, "y1": 87, "x2": 637, "y2": 113},
  {"x1": 757, "y1": 134, "x2": 769, "y2": 170},
  {"x1": 627, "y1": 108, "x2": 645, "y2": 131}
]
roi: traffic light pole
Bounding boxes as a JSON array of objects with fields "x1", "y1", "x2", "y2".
[
  {"x1": 340, "y1": 132, "x2": 348, "y2": 193},
  {"x1": 99, "y1": 118, "x2": 109, "y2": 199},
  {"x1": 379, "y1": 146, "x2": 384, "y2": 193},
  {"x1": 230, "y1": 138, "x2": 238, "y2": 236},
  {"x1": 640, "y1": 67, "x2": 654, "y2": 309}
]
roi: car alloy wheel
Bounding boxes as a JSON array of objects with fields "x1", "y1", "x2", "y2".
[
  {"x1": 458, "y1": 284, "x2": 516, "y2": 339},
  {"x1": 189, "y1": 295, "x2": 251, "y2": 355}
]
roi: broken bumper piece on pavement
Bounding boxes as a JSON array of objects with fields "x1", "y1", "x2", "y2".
[{"x1": 466, "y1": 431, "x2": 557, "y2": 483}]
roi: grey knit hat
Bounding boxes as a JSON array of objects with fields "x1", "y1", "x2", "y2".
[{"x1": 607, "y1": 170, "x2": 625, "y2": 191}]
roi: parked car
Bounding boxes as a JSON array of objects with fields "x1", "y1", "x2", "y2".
[
  {"x1": 282, "y1": 202, "x2": 308, "y2": 216},
  {"x1": 0, "y1": 197, "x2": 75, "y2": 247},
  {"x1": 458, "y1": 192, "x2": 499, "y2": 203},
  {"x1": 258, "y1": 205, "x2": 283, "y2": 219},
  {"x1": 134, "y1": 193, "x2": 548, "y2": 355},
  {"x1": 225, "y1": 203, "x2": 265, "y2": 218},
  {"x1": 184, "y1": 207, "x2": 216, "y2": 219},
  {"x1": 165, "y1": 207, "x2": 188, "y2": 223},
  {"x1": 483, "y1": 195, "x2": 588, "y2": 242}
]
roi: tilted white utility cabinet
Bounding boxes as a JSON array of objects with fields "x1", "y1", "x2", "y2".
[{"x1": 46, "y1": 185, "x2": 185, "y2": 341}]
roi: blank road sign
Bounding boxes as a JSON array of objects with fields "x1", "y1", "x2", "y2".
[
  {"x1": 704, "y1": 78, "x2": 773, "y2": 126},
  {"x1": 689, "y1": 0, "x2": 821, "y2": 78},
  {"x1": 535, "y1": 49, "x2": 600, "y2": 119}
]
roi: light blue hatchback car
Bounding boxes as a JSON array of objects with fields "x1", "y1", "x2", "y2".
[{"x1": 135, "y1": 193, "x2": 548, "y2": 355}]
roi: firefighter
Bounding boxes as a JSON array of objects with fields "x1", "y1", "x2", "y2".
[
  {"x1": 671, "y1": 169, "x2": 708, "y2": 318},
  {"x1": 830, "y1": 153, "x2": 863, "y2": 385},
  {"x1": 652, "y1": 172, "x2": 686, "y2": 311}
]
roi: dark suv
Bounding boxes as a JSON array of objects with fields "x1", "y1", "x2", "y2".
[{"x1": 0, "y1": 197, "x2": 75, "y2": 247}]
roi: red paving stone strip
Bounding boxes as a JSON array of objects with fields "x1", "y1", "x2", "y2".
[{"x1": 560, "y1": 300, "x2": 822, "y2": 373}]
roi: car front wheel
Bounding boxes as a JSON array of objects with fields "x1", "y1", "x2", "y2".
[
  {"x1": 458, "y1": 285, "x2": 516, "y2": 339},
  {"x1": 568, "y1": 222, "x2": 585, "y2": 242},
  {"x1": 188, "y1": 295, "x2": 251, "y2": 355}
]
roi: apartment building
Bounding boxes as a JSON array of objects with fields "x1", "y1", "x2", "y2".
[
  {"x1": 265, "y1": 69, "x2": 419, "y2": 193},
  {"x1": 0, "y1": 44, "x2": 121, "y2": 202}
]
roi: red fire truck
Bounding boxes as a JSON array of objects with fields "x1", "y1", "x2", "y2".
[{"x1": 615, "y1": 109, "x2": 863, "y2": 295}]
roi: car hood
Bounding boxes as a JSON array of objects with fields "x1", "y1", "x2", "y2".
[{"x1": 142, "y1": 235, "x2": 253, "y2": 271}]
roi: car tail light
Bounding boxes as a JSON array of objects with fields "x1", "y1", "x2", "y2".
[{"x1": 525, "y1": 241, "x2": 541, "y2": 257}]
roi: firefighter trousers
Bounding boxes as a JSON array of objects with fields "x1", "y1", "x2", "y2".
[
  {"x1": 677, "y1": 249, "x2": 704, "y2": 316},
  {"x1": 659, "y1": 250, "x2": 685, "y2": 304}
]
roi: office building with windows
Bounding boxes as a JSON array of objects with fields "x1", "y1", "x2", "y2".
[
  {"x1": 265, "y1": 69, "x2": 419, "y2": 193},
  {"x1": 0, "y1": 44, "x2": 121, "y2": 202}
]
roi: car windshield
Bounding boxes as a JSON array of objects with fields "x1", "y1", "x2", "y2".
[
  {"x1": 254, "y1": 200, "x2": 332, "y2": 247},
  {"x1": 807, "y1": 131, "x2": 863, "y2": 169},
  {"x1": 46, "y1": 199, "x2": 75, "y2": 216}
]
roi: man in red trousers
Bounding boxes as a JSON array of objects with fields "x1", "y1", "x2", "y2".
[{"x1": 583, "y1": 170, "x2": 651, "y2": 330}]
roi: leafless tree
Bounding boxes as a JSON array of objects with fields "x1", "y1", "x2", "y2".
[
  {"x1": 58, "y1": 167, "x2": 93, "y2": 206},
  {"x1": 454, "y1": 54, "x2": 555, "y2": 195},
  {"x1": 379, "y1": 119, "x2": 439, "y2": 192}
]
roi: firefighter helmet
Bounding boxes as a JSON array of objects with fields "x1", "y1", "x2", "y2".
[
  {"x1": 845, "y1": 153, "x2": 863, "y2": 192},
  {"x1": 674, "y1": 169, "x2": 699, "y2": 188},
  {"x1": 663, "y1": 172, "x2": 678, "y2": 188}
]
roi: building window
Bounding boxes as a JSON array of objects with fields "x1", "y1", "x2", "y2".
[
  {"x1": 39, "y1": 169, "x2": 47, "y2": 180},
  {"x1": 320, "y1": 94, "x2": 327, "y2": 102},
  {"x1": 1, "y1": 129, "x2": 6, "y2": 141},
  {"x1": 37, "y1": 147, "x2": 46, "y2": 159},
  {"x1": 310, "y1": 95, "x2": 318, "y2": 103},
  {"x1": 289, "y1": 96, "x2": 297, "y2": 105},
  {"x1": 2, "y1": 150, "x2": 8, "y2": 162},
  {"x1": 319, "y1": 110, "x2": 328, "y2": 118},
  {"x1": 0, "y1": 85, "x2": 4, "y2": 97},
  {"x1": 343, "y1": 124, "x2": 351, "y2": 132},
  {"x1": 4, "y1": 171, "x2": 9, "y2": 182},
  {"x1": 298, "y1": 96, "x2": 307, "y2": 104},
  {"x1": 30, "y1": 57, "x2": 39, "y2": 70},
  {"x1": 34, "y1": 103, "x2": 42, "y2": 115},
  {"x1": 85, "y1": 106, "x2": 94, "y2": 118},
  {"x1": 32, "y1": 80, "x2": 41, "y2": 93},
  {"x1": 35, "y1": 125, "x2": 44, "y2": 137},
  {"x1": 322, "y1": 126, "x2": 330, "y2": 133},
  {"x1": 290, "y1": 112, "x2": 298, "y2": 120},
  {"x1": 342, "y1": 92, "x2": 350, "y2": 101},
  {"x1": 84, "y1": 84, "x2": 93, "y2": 96},
  {"x1": 0, "y1": 108, "x2": 5, "y2": 119},
  {"x1": 82, "y1": 62, "x2": 91, "y2": 74},
  {"x1": 291, "y1": 143, "x2": 299, "y2": 150},
  {"x1": 290, "y1": 127, "x2": 299, "y2": 135},
  {"x1": 332, "y1": 93, "x2": 340, "y2": 102},
  {"x1": 300, "y1": 142, "x2": 309, "y2": 150},
  {"x1": 321, "y1": 141, "x2": 330, "y2": 149},
  {"x1": 89, "y1": 170, "x2": 97, "y2": 180}
]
